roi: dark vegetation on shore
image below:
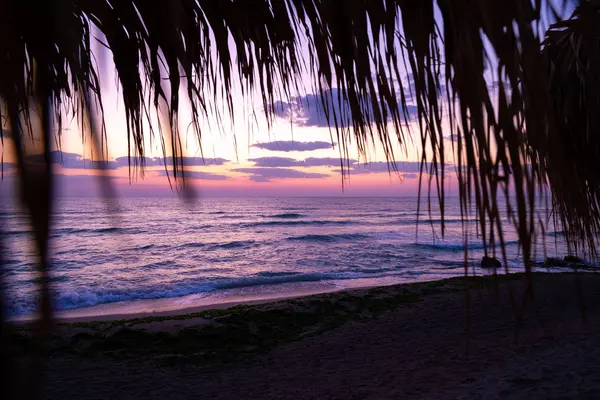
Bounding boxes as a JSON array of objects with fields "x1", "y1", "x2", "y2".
[{"x1": 8, "y1": 272, "x2": 596, "y2": 367}]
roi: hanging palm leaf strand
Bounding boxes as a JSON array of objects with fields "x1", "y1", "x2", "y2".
[{"x1": 542, "y1": 0, "x2": 600, "y2": 256}]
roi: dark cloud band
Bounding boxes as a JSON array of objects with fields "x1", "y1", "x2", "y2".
[
  {"x1": 232, "y1": 167, "x2": 330, "y2": 182},
  {"x1": 249, "y1": 157, "x2": 355, "y2": 168},
  {"x1": 251, "y1": 140, "x2": 334, "y2": 152}
]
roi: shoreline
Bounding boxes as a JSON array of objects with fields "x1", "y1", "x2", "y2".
[
  {"x1": 54, "y1": 283, "x2": 344, "y2": 323},
  {"x1": 13, "y1": 266, "x2": 594, "y2": 324},
  {"x1": 22, "y1": 273, "x2": 486, "y2": 323}
]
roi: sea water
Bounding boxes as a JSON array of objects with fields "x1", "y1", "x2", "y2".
[{"x1": 1, "y1": 196, "x2": 571, "y2": 317}]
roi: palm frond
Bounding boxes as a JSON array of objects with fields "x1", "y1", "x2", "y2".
[{"x1": 541, "y1": 0, "x2": 600, "y2": 255}]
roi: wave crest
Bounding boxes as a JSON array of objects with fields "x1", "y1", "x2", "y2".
[
  {"x1": 266, "y1": 213, "x2": 305, "y2": 219},
  {"x1": 287, "y1": 233, "x2": 369, "y2": 242},
  {"x1": 410, "y1": 240, "x2": 520, "y2": 251}
]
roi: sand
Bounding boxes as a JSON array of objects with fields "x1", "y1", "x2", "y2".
[
  {"x1": 12, "y1": 272, "x2": 600, "y2": 399},
  {"x1": 49, "y1": 280, "x2": 347, "y2": 322}
]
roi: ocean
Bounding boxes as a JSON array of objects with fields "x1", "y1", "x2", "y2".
[{"x1": 2, "y1": 196, "x2": 572, "y2": 318}]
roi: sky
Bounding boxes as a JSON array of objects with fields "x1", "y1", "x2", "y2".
[
  {"x1": 0, "y1": 102, "x2": 444, "y2": 198},
  {"x1": 1, "y1": 54, "x2": 454, "y2": 198},
  {"x1": 30, "y1": 111, "x2": 447, "y2": 197},
  {"x1": 0, "y1": 1, "x2": 578, "y2": 199},
  {"x1": 3, "y1": 2, "x2": 532, "y2": 199}
]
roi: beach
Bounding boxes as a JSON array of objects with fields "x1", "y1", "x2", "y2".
[{"x1": 10, "y1": 272, "x2": 600, "y2": 399}]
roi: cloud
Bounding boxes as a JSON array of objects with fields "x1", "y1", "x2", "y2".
[
  {"x1": 339, "y1": 161, "x2": 451, "y2": 176},
  {"x1": 232, "y1": 167, "x2": 330, "y2": 182},
  {"x1": 0, "y1": 162, "x2": 16, "y2": 170},
  {"x1": 303, "y1": 157, "x2": 355, "y2": 167},
  {"x1": 22, "y1": 151, "x2": 229, "y2": 171},
  {"x1": 155, "y1": 170, "x2": 229, "y2": 181},
  {"x1": 249, "y1": 157, "x2": 301, "y2": 167},
  {"x1": 55, "y1": 173, "x2": 116, "y2": 181},
  {"x1": 114, "y1": 156, "x2": 228, "y2": 167},
  {"x1": 443, "y1": 134, "x2": 458, "y2": 143},
  {"x1": 272, "y1": 100, "x2": 292, "y2": 118},
  {"x1": 349, "y1": 161, "x2": 424, "y2": 174},
  {"x1": 272, "y1": 88, "x2": 417, "y2": 128},
  {"x1": 251, "y1": 140, "x2": 334, "y2": 152},
  {"x1": 249, "y1": 157, "x2": 356, "y2": 168},
  {"x1": 27, "y1": 151, "x2": 119, "y2": 170}
]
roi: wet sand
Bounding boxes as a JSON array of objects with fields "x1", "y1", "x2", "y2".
[
  {"x1": 14, "y1": 272, "x2": 600, "y2": 399},
  {"x1": 20, "y1": 278, "x2": 404, "y2": 323}
]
